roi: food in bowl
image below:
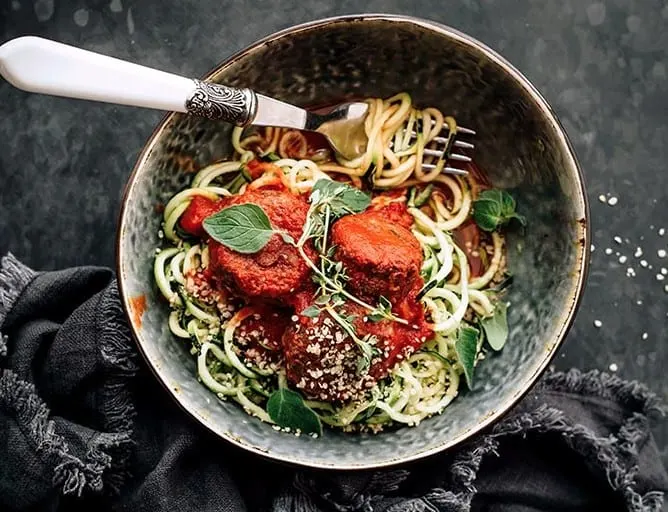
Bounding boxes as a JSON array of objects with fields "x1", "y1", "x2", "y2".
[{"x1": 152, "y1": 93, "x2": 525, "y2": 435}]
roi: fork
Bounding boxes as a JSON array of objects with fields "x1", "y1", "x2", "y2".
[
  {"x1": 411, "y1": 122, "x2": 475, "y2": 176},
  {"x1": 0, "y1": 36, "x2": 473, "y2": 173}
]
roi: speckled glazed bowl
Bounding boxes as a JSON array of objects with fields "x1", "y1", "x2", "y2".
[{"x1": 117, "y1": 14, "x2": 589, "y2": 469}]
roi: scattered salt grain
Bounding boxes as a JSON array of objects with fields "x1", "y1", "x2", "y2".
[
  {"x1": 637, "y1": 300, "x2": 643, "y2": 305},
  {"x1": 634, "y1": 247, "x2": 643, "y2": 258},
  {"x1": 607, "y1": 196, "x2": 618, "y2": 206},
  {"x1": 626, "y1": 268, "x2": 636, "y2": 277},
  {"x1": 598, "y1": 194, "x2": 607, "y2": 203},
  {"x1": 657, "y1": 274, "x2": 665, "y2": 281},
  {"x1": 608, "y1": 363, "x2": 618, "y2": 372},
  {"x1": 614, "y1": 236, "x2": 622, "y2": 244},
  {"x1": 662, "y1": 268, "x2": 668, "y2": 275},
  {"x1": 642, "y1": 332, "x2": 648, "y2": 340},
  {"x1": 593, "y1": 320, "x2": 602, "y2": 328},
  {"x1": 605, "y1": 248, "x2": 613, "y2": 255},
  {"x1": 618, "y1": 255, "x2": 627, "y2": 264},
  {"x1": 658, "y1": 249, "x2": 667, "y2": 258},
  {"x1": 659, "y1": 228, "x2": 666, "y2": 236},
  {"x1": 590, "y1": 244, "x2": 595, "y2": 252},
  {"x1": 640, "y1": 260, "x2": 648, "y2": 267}
]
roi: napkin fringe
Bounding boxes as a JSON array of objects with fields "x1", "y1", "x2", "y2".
[
  {"x1": 96, "y1": 281, "x2": 139, "y2": 494},
  {"x1": 541, "y1": 367, "x2": 664, "y2": 416},
  {"x1": 0, "y1": 253, "x2": 36, "y2": 353},
  {"x1": 274, "y1": 370, "x2": 665, "y2": 512},
  {"x1": 0, "y1": 369, "x2": 129, "y2": 497}
]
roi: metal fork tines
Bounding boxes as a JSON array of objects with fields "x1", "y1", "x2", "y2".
[{"x1": 410, "y1": 123, "x2": 476, "y2": 176}]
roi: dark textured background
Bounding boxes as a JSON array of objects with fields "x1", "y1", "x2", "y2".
[{"x1": 1, "y1": 0, "x2": 666, "y2": 467}]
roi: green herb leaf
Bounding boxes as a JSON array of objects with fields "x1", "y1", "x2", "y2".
[
  {"x1": 265, "y1": 152, "x2": 280, "y2": 161},
  {"x1": 203, "y1": 204, "x2": 275, "y2": 254},
  {"x1": 314, "y1": 295, "x2": 331, "y2": 306},
  {"x1": 267, "y1": 388, "x2": 322, "y2": 435},
  {"x1": 356, "y1": 335, "x2": 380, "y2": 375},
  {"x1": 310, "y1": 179, "x2": 371, "y2": 218},
  {"x1": 472, "y1": 189, "x2": 526, "y2": 232},
  {"x1": 368, "y1": 296, "x2": 393, "y2": 322},
  {"x1": 456, "y1": 325, "x2": 479, "y2": 390},
  {"x1": 481, "y1": 301, "x2": 509, "y2": 351},
  {"x1": 301, "y1": 305, "x2": 321, "y2": 318}
]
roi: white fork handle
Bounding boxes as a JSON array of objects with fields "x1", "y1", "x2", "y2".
[{"x1": 0, "y1": 36, "x2": 257, "y2": 125}]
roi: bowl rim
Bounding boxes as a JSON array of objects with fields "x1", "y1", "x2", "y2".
[{"x1": 116, "y1": 13, "x2": 591, "y2": 470}]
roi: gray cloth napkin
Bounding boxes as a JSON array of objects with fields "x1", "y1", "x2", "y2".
[{"x1": 0, "y1": 253, "x2": 666, "y2": 512}]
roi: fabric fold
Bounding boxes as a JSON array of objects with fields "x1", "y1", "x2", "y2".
[
  {"x1": 0, "y1": 253, "x2": 666, "y2": 512},
  {"x1": 0, "y1": 259, "x2": 138, "y2": 508}
]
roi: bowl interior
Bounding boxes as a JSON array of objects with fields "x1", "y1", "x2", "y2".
[{"x1": 118, "y1": 15, "x2": 588, "y2": 469}]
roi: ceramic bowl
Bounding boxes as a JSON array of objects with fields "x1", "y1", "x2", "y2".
[{"x1": 117, "y1": 14, "x2": 589, "y2": 469}]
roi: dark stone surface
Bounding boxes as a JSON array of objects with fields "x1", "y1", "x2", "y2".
[{"x1": 1, "y1": 0, "x2": 666, "y2": 466}]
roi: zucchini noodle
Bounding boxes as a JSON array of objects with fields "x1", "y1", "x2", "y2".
[{"x1": 154, "y1": 94, "x2": 510, "y2": 433}]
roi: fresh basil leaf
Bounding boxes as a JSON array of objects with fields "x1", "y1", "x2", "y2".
[
  {"x1": 500, "y1": 190, "x2": 516, "y2": 216},
  {"x1": 481, "y1": 301, "x2": 509, "y2": 351},
  {"x1": 473, "y1": 189, "x2": 525, "y2": 232},
  {"x1": 472, "y1": 198, "x2": 503, "y2": 232},
  {"x1": 267, "y1": 388, "x2": 322, "y2": 435},
  {"x1": 456, "y1": 325, "x2": 479, "y2": 390},
  {"x1": 301, "y1": 305, "x2": 321, "y2": 318},
  {"x1": 203, "y1": 204, "x2": 276, "y2": 254},
  {"x1": 310, "y1": 179, "x2": 371, "y2": 217}
]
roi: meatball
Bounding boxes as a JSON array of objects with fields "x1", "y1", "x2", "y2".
[
  {"x1": 179, "y1": 195, "x2": 226, "y2": 238},
  {"x1": 282, "y1": 305, "x2": 374, "y2": 402},
  {"x1": 331, "y1": 211, "x2": 423, "y2": 303},
  {"x1": 235, "y1": 305, "x2": 290, "y2": 371},
  {"x1": 368, "y1": 189, "x2": 414, "y2": 229},
  {"x1": 282, "y1": 298, "x2": 431, "y2": 402},
  {"x1": 208, "y1": 189, "x2": 314, "y2": 300}
]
